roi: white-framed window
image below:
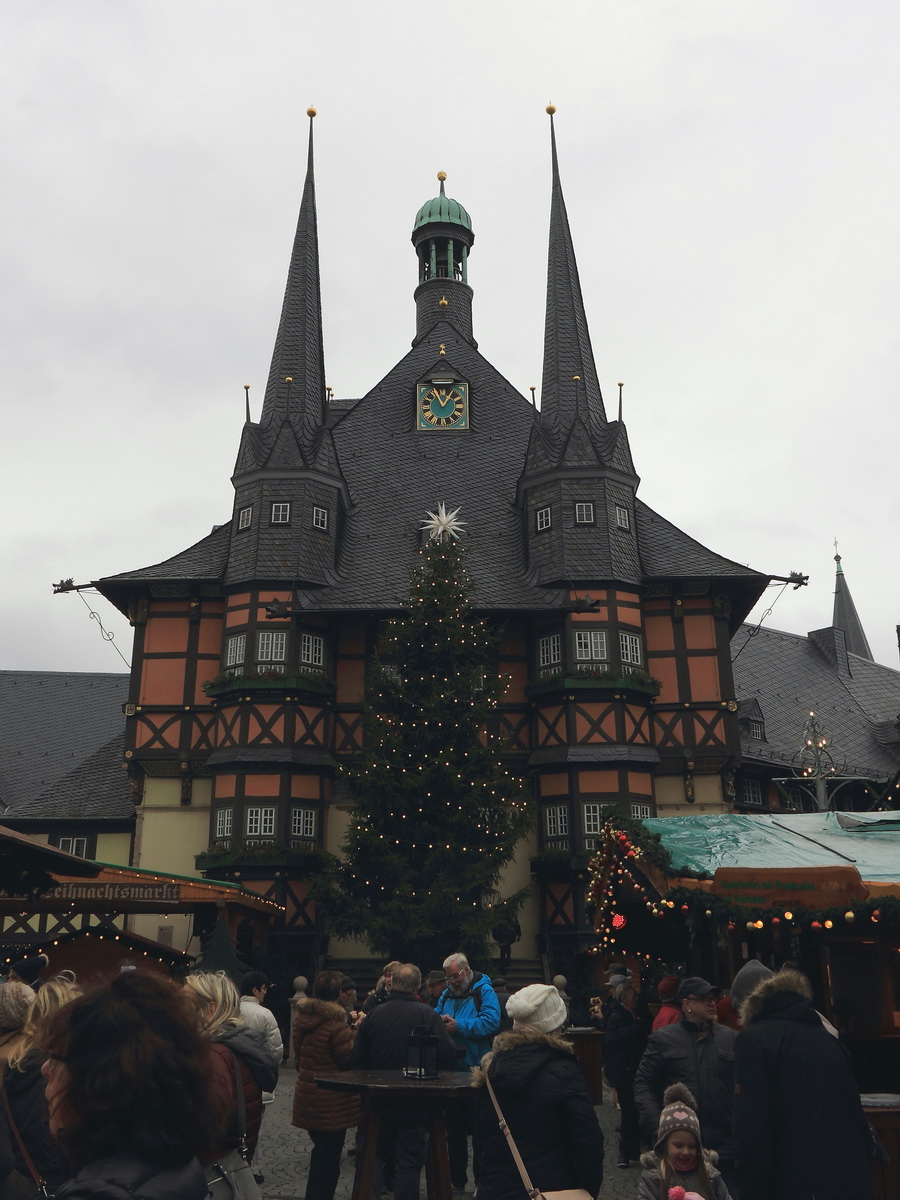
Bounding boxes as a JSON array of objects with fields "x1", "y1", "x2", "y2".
[
  {"x1": 312, "y1": 506, "x2": 328, "y2": 530},
  {"x1": 583, "y1": 803, "x2": 602, "y2": 835},
  {"x1": 238, "y1": 506, "x2": 252, "y2": 530},
  {"x1": 536, "y1": 506, "x2": 551, "y2": 531},
  {"x1": 246, "y1": 806, "x2": 276, "y2": 838},
  {"x1": 226, "y1": 634, "x2": 246, "y2": 670},
  {"x1": 58, "y1": 837, "x2": 88, "y2": 858},
  {"x1": 215, "y1": 808, "x2": 233, "y2": 839},
  {"x1": 291, "y1": 807, "x2": 317, "y2": 840},
  {"x1": 545, "y1": 804, "x2": 569, "y2": 838},
  {"x1": 538, "y1": 633, "x2": 562, "y2": 669},
  {"x1": 619, "y1": 631, "x2": 643, "y2": 667},
  {"x1": 575, "y1": 502, "x2": 594, "y2": 525},
  {"x1": 271, "y1": 502, "x2": 291, "y2": 524},
  {"x1": 631, "y1": 803, "x2": 652, "y2": 819},
  {"x1": 575, "y1": 631, "x2": 608, "y2": 662},
  {"x1": 749, "y1": 719, "x2": 765, "y2": 740},
  {"x1": 258, "y1": 630, "x2": 287, "y2": 673},
  {"x1": 742, "y1": 779, "x2": 764, "y2": 806},
  {"x1": 300, "y1": 633, "x2": 325, "y2": 668},
  {"x1": 615, "y1": 505, "x2": 630, "y2": 530}
]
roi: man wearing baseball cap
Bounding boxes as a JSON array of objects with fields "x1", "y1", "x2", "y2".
[{"x1": 634, "y1": 977, "x2": 739, "y2": 1197}]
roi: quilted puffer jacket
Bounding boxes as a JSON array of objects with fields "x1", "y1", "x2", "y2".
[{"x1": 291, "y1": 998, "x2": 360, "y2": 1132}]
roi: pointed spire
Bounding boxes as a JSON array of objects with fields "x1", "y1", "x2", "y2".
[
  {"x1": 259, "y1": 107, "x2": 326, "y2": 448},
  {"x1": 832, "y1": 550, "x2": 873, "y2": 660},
  {"x1": 540, "y1": 106, "x2": 606, "y2": 441}
]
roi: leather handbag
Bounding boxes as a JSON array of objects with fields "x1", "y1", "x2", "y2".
[
  {"x1": 204, "y1": 1049, "x2": 262, "y2": 1200},
  {"x1": 483, "y1": 1071, "x2": 592, "y2": 1200}
]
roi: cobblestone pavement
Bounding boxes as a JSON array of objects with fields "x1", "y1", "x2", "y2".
[{"x1": 259, "y1": 1064, "x2": 639, "y2": 1200}]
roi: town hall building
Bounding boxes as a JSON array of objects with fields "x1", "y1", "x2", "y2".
[{"x1": 75, "y1": 108, "x2": 779, "y2": 978}]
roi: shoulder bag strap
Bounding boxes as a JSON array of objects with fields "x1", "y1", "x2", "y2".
[
  {"x1": 2, "y1": 1085, "x2": 51, "y2": 1197},
  {"x1": 483, "y1": 1071, "x2": 542, "y2": 1200}
]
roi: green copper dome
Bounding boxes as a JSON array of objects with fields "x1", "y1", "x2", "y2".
[{"x1": 413, "y1": 175, "x2": 473, "y2": 233}]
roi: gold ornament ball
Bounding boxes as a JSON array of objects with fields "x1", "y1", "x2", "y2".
[
  {"x1": 546, "y1": 104, "x2": 556, "y2": 115},
  {"x1": 307, "y1": 107, "x2": 317, "y2": 118}
]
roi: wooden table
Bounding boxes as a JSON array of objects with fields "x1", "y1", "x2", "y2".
[{"x1": 316, "y1": 1069, "x2": 473, "y2": 1200}]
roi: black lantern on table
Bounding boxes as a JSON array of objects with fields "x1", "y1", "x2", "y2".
[{"x1": 404, "y1": 1024, "x2": 440, "y2": 1079}]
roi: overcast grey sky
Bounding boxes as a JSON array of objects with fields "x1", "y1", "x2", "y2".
[{"x1": 3, "y1": 1, "x2": 898, "y2": 676}]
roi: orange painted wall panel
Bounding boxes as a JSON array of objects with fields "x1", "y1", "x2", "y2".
[
  {"x1": 139, "y1": 658, "x2": 186, "y2": 705},
  {"x1": 577, "y1": 770, "x2": 619, "y2": 793},
  {"x1": 575, "y1": 710, "x2": 617, "y2": 741},
  {"x1": 193, "y1": 674, "x2": 217, "y2": 706},
  {"x1": 336, "y1": 659, "x2": 365, "y2": 704},
  {"x1": 144, "y1": 617, "x2": 189, "y2": 654},
  {"x1": 225, "y1": 595, "x2": 252, "y2": 627},
  {"x1": 627, "y1": 772, "x2": 653, "y2": 795},
  {"x1": 684, "y1": 614, "x2": 716, "y2": 651},
  {"x1": 688, "y1": 656, "x2": 721, "y2": 701},
  {"x1": 501, "y1": 662, "x2": 528, "y2": 701},
  {"x1": 244, "y1": 775, "x2": 280, "y2": 796},
  {"x1": 214, "y1": 775, "x2": 237, "y2": 798},
  {"x1": 652, "y1": 656, "x2": 680, "y2": 703},
  {"x1": 644, "y1": 615, "x2": 675, "y2": 652},
  {"x1": 338, "y1": 619, "x2": 366, "y2": 656},
  {"x1": 290, "y1": 776, "x2": 321, "y2": 799},
  {"x1": 197, "y1": 618, "x2": 223, "y2": 656},
  {"x1": 539, "y1": 773, "x2": 569, "y2": 796}
]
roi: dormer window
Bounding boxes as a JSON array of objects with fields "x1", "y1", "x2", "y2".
[
  {"x1": 575, "y1": 502, "x2": 594, "y2": 525},
  {"x1": 312, "y1": 506, "x2": 328, "y2": 531},
  {"x1": 615, "y1": 505, "x2": 630, "y2": 530},
  {"x1": 238, "y1": 506, "x2": 252, "y2": 530},
  {"x1": 749, "y1": 719, "x2": 765, "y2": 740},
  {"x1": 536, "y1": 506, "x2": 551, "y2": 532},
  {"x1": 271, "y1": 502, "x2": 291, "y2": 524}
]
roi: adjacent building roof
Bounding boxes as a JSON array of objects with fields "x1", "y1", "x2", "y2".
[
  {"x1": 0, "y1": 671, "x2": 133, "y2": 821},
  {"x1": 731, "y1": 623, "x2": 900, "y2": 782}
]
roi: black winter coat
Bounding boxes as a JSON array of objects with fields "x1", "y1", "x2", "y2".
[
  {"x1": 602, "y1": 1000, "x2": 648, "y2": 1090},
  {"x1": 733, "y1": 969, "x2": 874, "y2": 1200},
  {"x1": 1, "y1": 1051, "x2": 71, "y2": 1192},
  {"x1": 473, "y1": 1029, "x2": 604, "y2": 1200},
  {"x1": 55, "y1": 1155, "x2": 208, "y2": 1200},
  {"x1": 634, "y1": 1017, "x2": 736, "y2": 1157},
  {"x1": 349, "y1": 991, "x2": 456, "y2": 1071}
]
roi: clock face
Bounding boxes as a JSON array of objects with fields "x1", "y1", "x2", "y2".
[{"x1": 416, "y1": 382, "x2": 469, "y2": 430}]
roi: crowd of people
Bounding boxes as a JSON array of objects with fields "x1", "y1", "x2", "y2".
[{"x1": 0, "y1": 950, "x2": 882, "y2": 1200}]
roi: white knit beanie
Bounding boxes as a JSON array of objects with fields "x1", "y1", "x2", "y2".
[{"x1": 505, "y1": 984, "x2": 567, "y2": 1034}]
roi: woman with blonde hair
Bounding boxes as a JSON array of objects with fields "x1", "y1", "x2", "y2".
[
  {"x1": 0, "y1": 983, "x2": 35, "y2": 1075},
  {"x1": 0, "y1": 972, "x2": 81, "y2": 1195},
  {"x1": 184, "y1": 971, "x2": 279, "y2": 1175}
]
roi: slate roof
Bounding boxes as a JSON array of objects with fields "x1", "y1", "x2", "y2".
[
  {"x1": 731, "y1": 623, "x2": 900, "y2": 781},
  {"x1": 0, "y1": 672, "x2": 133, "y2": 821},
  {"x1": 99, "y1": 523, "x2": 231, "y2": 592}
]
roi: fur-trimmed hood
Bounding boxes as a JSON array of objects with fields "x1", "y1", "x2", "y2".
[
  {"x1": 293, "y1": 996, "x2": 349, "y2": 1034},
  {"x1": 740, "y1": 967, "x2": 812, "y2": 1027},
  {"x1": 471, "y1": 1027, "x2": 574, "y2": 1088}
]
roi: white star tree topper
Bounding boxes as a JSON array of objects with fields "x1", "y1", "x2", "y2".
[{"x1": 420, "y1": 502, "x2": 466, "y2": 543}]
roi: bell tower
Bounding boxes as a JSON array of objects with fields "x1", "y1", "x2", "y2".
[{"x1": 411, "y1": 172, "x2": 476, "y2": 346}]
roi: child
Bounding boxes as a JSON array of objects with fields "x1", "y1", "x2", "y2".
[{"x1": 638, "y1": 1083, "x2": 732, "y2": 1200}]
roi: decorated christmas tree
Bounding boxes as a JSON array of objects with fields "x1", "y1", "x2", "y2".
[{"x1": 326, "y1": 504, "x2": 532, "y2": 967}]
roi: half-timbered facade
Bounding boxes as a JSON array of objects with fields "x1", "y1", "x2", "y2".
[{"x1": 92, "y1": 111, "x2": 773, "y2": 977}]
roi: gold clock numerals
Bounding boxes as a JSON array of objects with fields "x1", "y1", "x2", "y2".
[{"x1": 417, "y1": 383, "x2": 468, "y2": 429}]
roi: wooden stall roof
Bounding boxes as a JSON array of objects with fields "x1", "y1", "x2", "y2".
[{"x1": 0, "y1": 859, "x2": 282, "y2": 916}]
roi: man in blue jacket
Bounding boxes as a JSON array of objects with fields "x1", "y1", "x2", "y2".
[{"x1": 435, "y1": 953, "x2": 501, "y2": 1192}]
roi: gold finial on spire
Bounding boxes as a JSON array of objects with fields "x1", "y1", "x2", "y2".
[
  {"x1": 546, "y1": 103, "x2": 556, "y2": 115},
  {"x1": 285, "y1": 376, "x2": 293, "y2": 382},
  {"x1": 437, "y1": 171, "x2": 447, "y2": 182},
  {"x1": 438, "y1": 343, "x2": 446, "y2": 356},
  {"x1": 307, "y1": 106, "x2": 317, "y2": 118},
  {"x1": 439, "y1": 295, "x2": 448, "y2": 307}
]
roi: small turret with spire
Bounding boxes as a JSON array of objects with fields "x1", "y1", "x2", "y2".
[
  {"x1": 226, "y1": 109, "x2": 349, "y2": 588},
  {"x1": 832, "y1": 547, "x2": 873, "y2": 661}
]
